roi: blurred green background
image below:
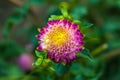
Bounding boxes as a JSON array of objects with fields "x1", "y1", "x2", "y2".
[{"x1": 0, "y1": 0, "x2": 120, "y2": 80}]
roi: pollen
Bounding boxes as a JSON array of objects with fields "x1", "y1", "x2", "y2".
[{"x1": 48, "y1": 26, "x2": 68, "y2": 46}]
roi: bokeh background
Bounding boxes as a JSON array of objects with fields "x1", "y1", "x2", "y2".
[{"x1": 0, "y1": 0, "x2": 120, "y2": 80}]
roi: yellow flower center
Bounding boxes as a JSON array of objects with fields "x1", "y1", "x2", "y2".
[{"x1": 44, "y1": 26, "x2": 68, "y2": 47}]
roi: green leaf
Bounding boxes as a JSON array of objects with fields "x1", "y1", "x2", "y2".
[
  {"x1": 35, "y1": 50, "x2": 45, "y2": 57},
  {"x1": 50, "y1": 15, "x2": 59, "y2": 20},
  {"x1": 32, "y1": 56, "x2": 43, "y2": 66},
  {"x1": 59, "y1": 15, "x2": 65, "y2": 20},
  {"x1": 77, "y1": 48, "x2": 94, "y2": 62},
  {"x1": 48, "y1": 15, "x2": 59, "y2": 20},
  {"x1": 48, "y1": 15, "x2": 65, "y2": 21},
  {"x1": 73, "y1": 20, "x2": 82, "y2": 26},
  {"x1": 53, "y1": 62, "x2": 71, "y2": 75},
  {"x1": 33, "y1": 50, "x2": 45, "y2": 66},
  {"x1": 70, "y1": 63, "x2": 82, "y2": 74},
  {"x1": 59, "y1": 2, "x2": 69, "y2": 17},
  {"x1": 82, "y1": 22, "x2": 93, "y2": 28}
]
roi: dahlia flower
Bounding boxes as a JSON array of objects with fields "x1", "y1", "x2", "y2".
[{"x1": 36, "y1": 20, "x2": 84, "y2": 63}]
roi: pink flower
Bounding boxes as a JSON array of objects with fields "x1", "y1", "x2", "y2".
[
  {"x1": 37, "y1": 20, "x2": 84, "y2": 63},
  {"x1": 17, "y1": 53, "x2": 34, "y2": 71}
]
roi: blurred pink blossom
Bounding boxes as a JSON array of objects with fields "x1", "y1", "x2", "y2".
[{"x1": 17, "y1": 53, "x2": 34, "y2": 71}]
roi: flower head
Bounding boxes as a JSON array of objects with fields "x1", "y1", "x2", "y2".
[
  {"x1": 37, "y1": 20, "x2": 84, "y2": 63},
  {"x1": 17, "y1": 53, "x2": 34, "y2": 71}
]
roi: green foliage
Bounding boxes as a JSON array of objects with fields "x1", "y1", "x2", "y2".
[
  {"x1": 3, "y1": 5, "x2": 29, "y2": 38},
  {"x1": 52, "y1": 62, "x2": 71, "y2": 75},
  {"x1": 35, "y1": 50, "x2": 45, "y2": 57},
  {"x1": 48, "y1": 15, "x2": 64, "y2": 20},
  {"x1": 71, "y1": 5, "x2": 88, "y2": 19},
  {"x1": 0, "y1": 0, "x2": 120, "y2": 80},
  {"x1": 77, "y1": 48, "x2": 93, "y2": 62},
  {"x1": 0, "y1": 40, "x2": 24, "y2": 59},
  {"x1": 32, "y1": 50, "x2": 46, "y2": 66},
  {"x1": 82, "y1": 22, "x2": 93, "y2": 28},
  {"x1": 33, "y1": 57, "x2": 43, "y2": 66},
  {"x1": 29, "y1": 0, "x2": 45, "y2": 5}
]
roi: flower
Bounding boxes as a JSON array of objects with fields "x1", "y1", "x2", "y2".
[
  {"x1": 17, "y1": 53, "x2": 34, "y2": 71},
  {"x1": 37, "y1": 20, "x2": 84, "y2": 63}
]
